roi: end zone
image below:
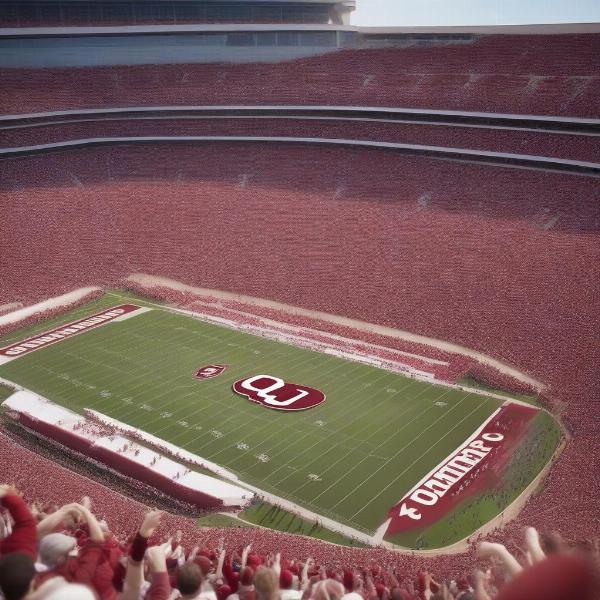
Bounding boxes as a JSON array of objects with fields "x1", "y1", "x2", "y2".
[
  {"x1": 0, "y1": 304, "x2": 150, "y2": 364},
  {"x1": 383, "y1": 401, "x2": 538, "y2": 539}
]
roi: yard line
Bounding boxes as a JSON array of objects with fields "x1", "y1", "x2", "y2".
[
  {"x1": 218, "y1": 361, "x2": 377, "y2": 468},
  {"x1": 349, "y1": 398, "x2": 488, "y2": 519},
  {"x1": 300, "y1": 387, "x2": 455, "y2": 503},
  {"x1": 277, "y1": 380, "x2": 436, "y2": 489},
  {"x1": 325, "y1": 391, "x2": 472, "y2": 510},
  {"x1": 245, "y1": 368, "x2": 396, "y2": 470},
  {"x1": 100, "y1": 339, "x2": 352, "y2": 454}
]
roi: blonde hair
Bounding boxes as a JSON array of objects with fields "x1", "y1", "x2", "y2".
[
  {"x1": 312, "y1": 579, "x2": 345, "y2": 600},
  {"x1": 254, "y1": 567, "x2": 279, "y2": 600}
]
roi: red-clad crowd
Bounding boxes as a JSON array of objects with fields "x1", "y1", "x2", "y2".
[
  {"x1": 2, "y1": 35, "x2": 599, "y2": 116},
  {"x1": 1, "y1": 18, "x2": 599, "y2": 600},
  {"x1": 0, "y1": 484, "x2": 598, "y2": 600}
]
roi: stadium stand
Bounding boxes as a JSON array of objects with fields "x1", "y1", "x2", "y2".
[
  {"x1": 2, "y1": 143, "x2": 598, "y2": 393},
  {"x1": 1, "y1": 34, "x2": 599, "y2": 116}
]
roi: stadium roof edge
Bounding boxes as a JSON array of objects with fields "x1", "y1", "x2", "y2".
[{"x1": 1, "y1": 21, "x2": 599, "y2": 38}]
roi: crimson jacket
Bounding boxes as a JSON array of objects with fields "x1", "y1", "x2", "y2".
[
  {"x1": 0, "y1": 493, "x2": 37, "y2": 559},
  {"x1": 35, "y1": 540, "x2": 106, "y2": 594}
]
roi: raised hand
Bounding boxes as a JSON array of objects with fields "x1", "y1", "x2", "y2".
[{"x1": 139, "y1": 510, "x2": 163, "y2": 539}]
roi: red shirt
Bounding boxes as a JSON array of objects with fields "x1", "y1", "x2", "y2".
[
  {"x1": 0, "y1": 493, "x2": 37, "y2": 559},
  {"x1": 35, "y1": 541, "x2": 111, "y2": 597}
]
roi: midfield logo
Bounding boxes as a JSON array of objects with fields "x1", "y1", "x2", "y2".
[
  {"x1": 194, "y1": 364, "x2": 227, "y2": 379},
  {"x1": 233, "y1": 375, "x2": 325, "y2": 411}
]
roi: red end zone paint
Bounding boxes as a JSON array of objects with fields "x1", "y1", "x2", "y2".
[
  {"x1": 194, "y1": 364, "x2": 227, "y2": 379},
  {"x1": 0, "y1": 304, "x2": 142, "y2": 358},
  {"x1": 386, "y1": 402, "x2": 538, "y2": 536},
  {"x1": 233, "y1": 374, "x2": 325, "y2": 411}
]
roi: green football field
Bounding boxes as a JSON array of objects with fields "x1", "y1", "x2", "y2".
[{"x1": 0, "y1": 292, "x2": 555, "y2": 546}]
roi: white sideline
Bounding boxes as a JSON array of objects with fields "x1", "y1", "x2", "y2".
[
  {"x1": 2, "y1": 390, "x2": 250, "y2": 506},
  {"x1": 186, "y1": 298, "x2": 449, "y2": 367},
  {"x1": 86, "y1": 409, "x2": 239, "y2": 480},
  {"x1": 174, "y1": 309, "x2": 438, "y2": 380},
  {"x1": 112, "y1": 306, "x2": 153, "y2": 321},
  {"x1": 0, "y1": 287, "x2": 101, "y2": 327}
]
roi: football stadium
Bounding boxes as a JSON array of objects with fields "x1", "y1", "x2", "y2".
[{"x1": 0, "y1": 1, "x2": 599, "y2": 599}]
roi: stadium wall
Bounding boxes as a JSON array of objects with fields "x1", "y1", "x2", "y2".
[{"x1": 2, "y1": 391, "x2": 251, "y2": 509}]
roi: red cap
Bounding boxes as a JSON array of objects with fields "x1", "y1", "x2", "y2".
[
  {"x1": 375, "y1": 583, "x2": 386, "y2": 598},
  {"x1": 241, "y1": 566, "x2": 255, "y2": 587},
  {"x1": 217, "y1": 584, "x2": 232, "y2": 600},
  {"x1": 195, "y1": 555, "x2": 213, "y2": 576},
  {"x1": 247, "y1": 553, "x2": 262, "y2": 568},
  {"x1": 280, "y1": 570, "x2": 294, "y2": 590}
]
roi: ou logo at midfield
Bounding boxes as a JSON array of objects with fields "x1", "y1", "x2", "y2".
[{"x1": 232, "y1": 375, "x2": 325, "y2": 411}]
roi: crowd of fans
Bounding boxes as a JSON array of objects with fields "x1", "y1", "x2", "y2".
[
  {"x1": 2, "y1": 144, "x2": 597, "y2": 397},
  {"x1": 2, "y1": 34, "x2": 599, "y2": 116},
  {"x1": 0, "y1": 484, "x2": 598, "y2": 600}
]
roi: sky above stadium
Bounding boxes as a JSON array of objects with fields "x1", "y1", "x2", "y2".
[{"x1": 352, "y1": 0, "x2": 600, "y2": 26}]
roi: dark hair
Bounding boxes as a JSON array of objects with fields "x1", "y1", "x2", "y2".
[
  {"x1": 177, "y1": 562, "x2": 204, "y2": 596},
  {"x1": 0, "y1": 553, "x2": 36, "y2": 600}
]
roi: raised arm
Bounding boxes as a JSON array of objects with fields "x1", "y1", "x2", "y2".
[
  {"x1": 215, "y1": 548, "x2": 227, "y2": 581},
  {"x1": 241, "y1": 544, "x2": 252, "y2": 570},
  {"x1": 0, "y1": 485, "x2": 37, "y2": 558},
  {"x1": 472, "y1": 570, "x2": 493, "y2": 600},
  {"x1": 273, "y1": 552, "x2": 281, "y2": 577},
  {"x1": 145, "y1": 545, "x2": 172, "y2": 600},
  {"x1": 36, "y1": 503, "x2": 82, "y2": 539},
  {"x1": 301, "y1": 559, "x2": 313, "y2": 591},
  {"x1": 121, "y1": 510, "x2": 163, "y2": 600},
  {"x1": 478, "y1": 541, "x2": 523, "y2": 578}
]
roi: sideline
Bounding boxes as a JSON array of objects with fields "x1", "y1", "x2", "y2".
[
  {"x1": 0, "y1": 287, "x2": 101, "y2": 328},
  {"x1": 127, "y1": 273, "x2": 545, "y2": 391}
]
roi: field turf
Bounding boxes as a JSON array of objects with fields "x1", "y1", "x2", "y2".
[{"x1": 0, "y1": 292, "x2": 558, "y2": 546}]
